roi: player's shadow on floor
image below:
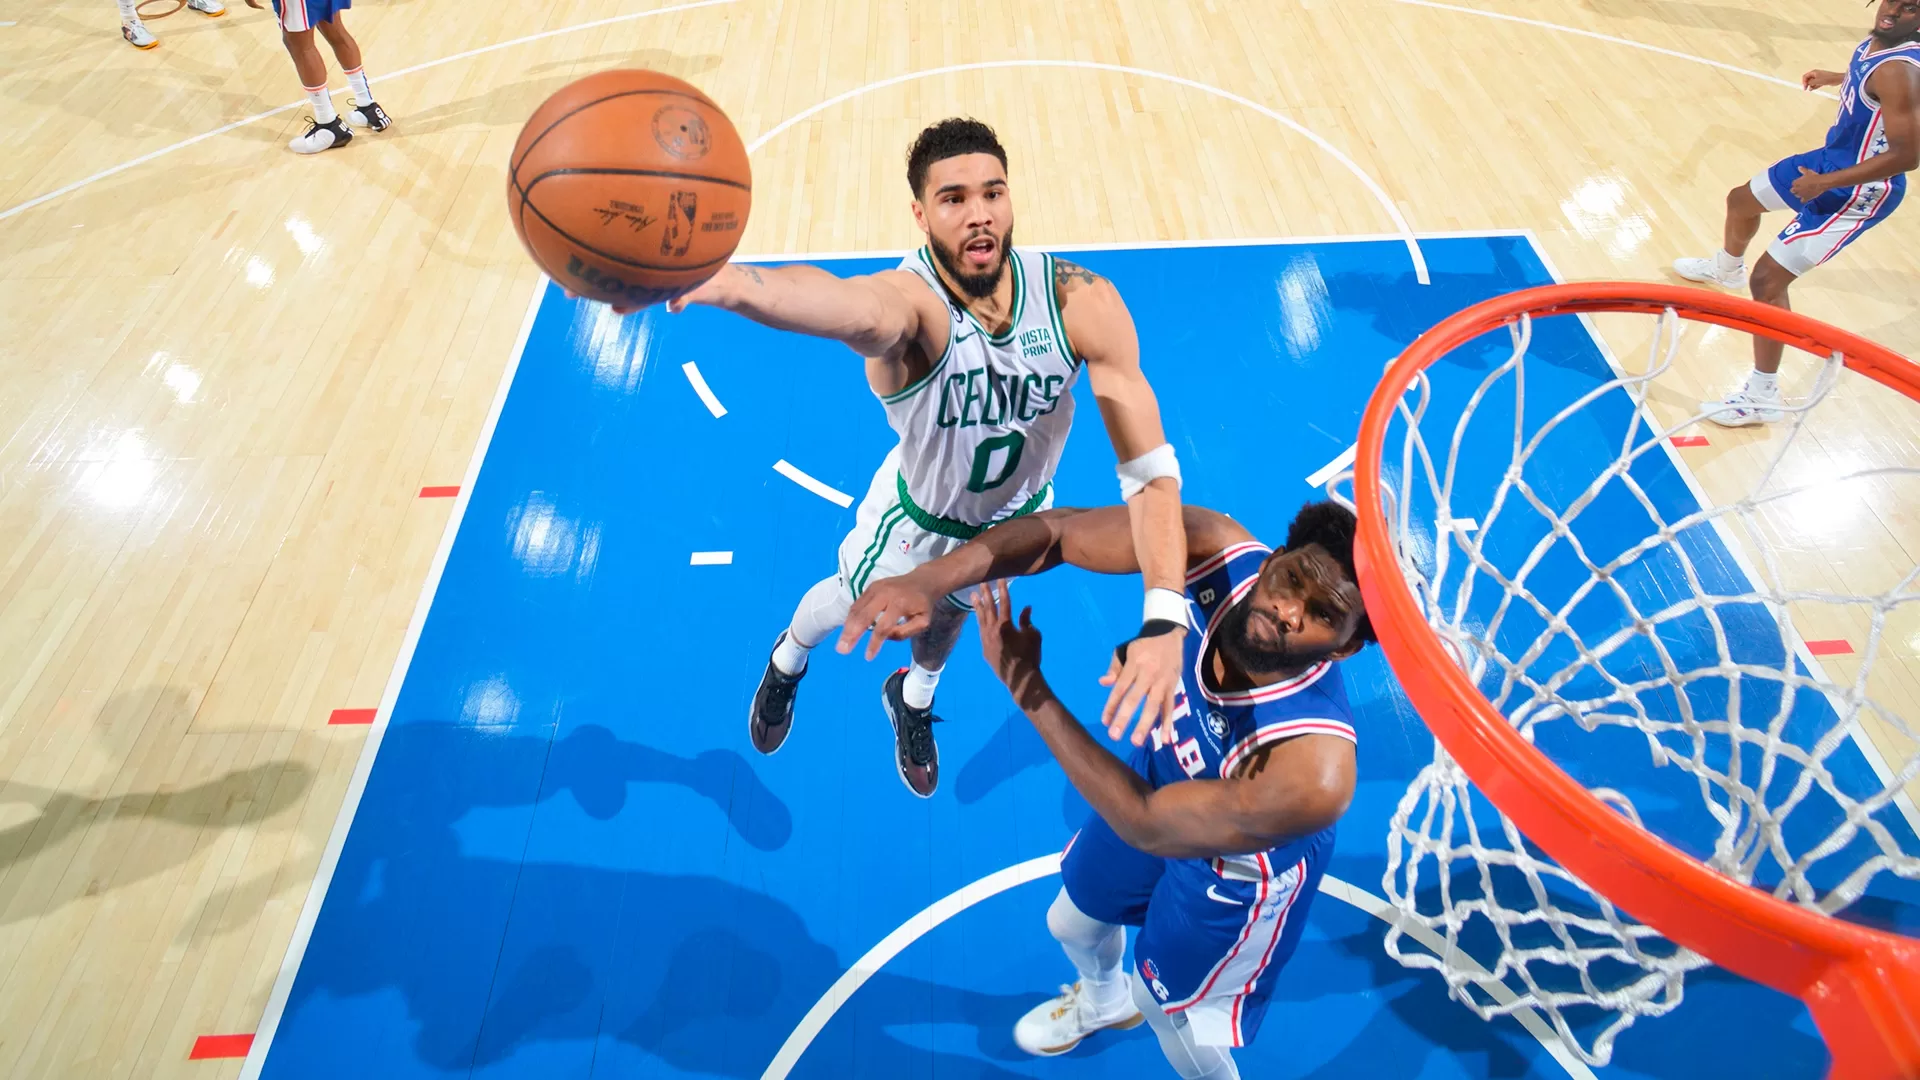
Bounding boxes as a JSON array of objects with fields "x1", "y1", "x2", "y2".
[
  {"x1": 271, "y1": 720, "x2": 1034, "y2": 1077},
  {"x1": 954, "y1": 708, "x2": 1057, "y2": 805}
]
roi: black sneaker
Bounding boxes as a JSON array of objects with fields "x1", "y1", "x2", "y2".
[
  {"x1": 289, "y1": 116, "x2": 352, "y2": 155},
  {"x1": 881, "y1": 669, "x2": 941, "y2": 798},
  {"x1": 749, "y1": 634, "x2": 804, "y2": 755},
  {"x1": 346, "y1": 100, "x2": 393, "y2": 133}
]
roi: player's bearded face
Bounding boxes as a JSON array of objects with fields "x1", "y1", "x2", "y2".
[
  {"x1": 1872, "y1": 0, "x2": 1920, "y2": 40},
  {"x1": 1217, "y1": 548, "x2": 1361, "y2": 674},
  {"x1": 928, "y1": 222, "x2": 1014, "y2": 299}
]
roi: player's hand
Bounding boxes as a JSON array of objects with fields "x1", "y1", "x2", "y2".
[
  {"x1": 972, "y1": 580, "x2": 1044, "y2": 696},
  {"x1": 1099, "y1": 627, "x2": 1186, "y2": 747},
  {"x1": 1802, "y1": 69, "x2": 1843, "y2": 91},
  {"x1": 1791, "y1": 166, "x2": 1831, "y2": 201},
  {"x1": 838, "y1": 575, "x2": 938, "y2": 660},
  {"x1": 666, "y1": 263, "x2": 751, "y2": 313}
]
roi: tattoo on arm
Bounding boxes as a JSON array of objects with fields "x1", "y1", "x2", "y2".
[
  {"x1": 737, "y1": 265, "x2": 764, "y2": 285},
  {"x1": 1053, "y1": 258, "x2": 1103, "y2": 290}
]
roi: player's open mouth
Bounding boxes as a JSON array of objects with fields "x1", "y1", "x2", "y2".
[
  {"x1": 1880, "y1": 16, "x2": 1897, "y2": 29},
  {"x1": 963, "y1": 236, "x2": 997, "y2": 266}
]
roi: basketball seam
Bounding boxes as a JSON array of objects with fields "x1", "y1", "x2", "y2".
[
  {"x1": 522, "y1": 167, "x2": 753, "y2": 193},
  {"x1": 509, "y1": 87, "x2": 719, "y2": 196},
  {"x1": 515, "y1": 196, "x2": 735, "y2": 274}
]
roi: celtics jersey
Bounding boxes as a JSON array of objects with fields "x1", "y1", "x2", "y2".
[{"x1": 883, "y1": 246, "x2": 1081, "y2": 534}]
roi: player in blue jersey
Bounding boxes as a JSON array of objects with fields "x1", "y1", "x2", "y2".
[
  {"x1": 841, "y1": 501, "x2": 1373, "y2": 1079},
  {"x1": 244, "y1": 0, "x2": 393, "y2": 154},
  {"x1": 1674, "y1": 0, "x2": 1919, "y2": 426}
]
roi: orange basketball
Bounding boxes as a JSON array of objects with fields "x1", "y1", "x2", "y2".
[{"x1": 508, "y1": 70, "x2": 751, "y2": 308}]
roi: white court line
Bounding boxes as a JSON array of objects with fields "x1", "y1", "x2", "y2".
[
  {"x1": 0, "y1": 0, "x2": 739, "y2": 224},
  {"x1": 690, "y1": 550, "x2": 733, "y2": 565},
  {"x1": 1392, "y1": 0, "x2": 1840, "y2": 100},
  {"x1": 237, "y1": 279, "x2": 552, "y2": 1079},
  {"x1": 760, "y1": 856, "x2": 1593, "y2": 1080},
  {"x1": 681, "y1": 361, "x2": 727, "y2": 417},
  {"x1": 1307, "y1": 443, "x2": 1359, "y2": 488},
  {"x1": 1518, "y1": 230, "x2": 1920, "y2": 838},
  {"x1": 773, "y1": 459, "x2": 855, "y2": 507},
  {"x1": 744, "y1": 60, "x2": 1431, "y2": 287}
]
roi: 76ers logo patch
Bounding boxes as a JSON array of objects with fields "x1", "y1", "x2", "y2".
[{"x1": 1141, "y1": 959, "x2": 1170, "y2": 1002}]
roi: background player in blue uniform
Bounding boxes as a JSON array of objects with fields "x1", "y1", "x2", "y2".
[
  {"x1": 245, "y1": 0, "x2": 394, "y2": 154},
  {"x1": 844, "y1": 501, "x2": 1374, "y2": 1079},
  {"x1": 1673, "y1": 0, "x2": 1920, "y2": 426}
]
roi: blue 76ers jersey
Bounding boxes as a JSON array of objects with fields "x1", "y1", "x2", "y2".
[
  {"x1": 1821, "y1": 39, "x2": 1920, "y2": 182},
  {"x1": 1131, "y1": 541, "x2": 1358, "y2": 877}
]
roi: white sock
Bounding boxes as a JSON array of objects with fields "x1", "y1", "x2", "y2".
[
  {"x1": 1046, "y1": 890, "x2": 1130, "y2": 1014},
  {"x1": 903, "y1": 661, "x2": 942, "y2": 710},
  {"x1": 117, "y1": 0, "x2": 140, "y2": 23},
  {"x1": 1713, "y1": 248, "x2": 1745, "y2": 274},
  {"x1": 772, "y1": 575, "x2": 853, "y2": 676},
  {"x1": 305, "y1": 83, "x2": 337, "y2": 125},
  {"x1": 344, "y1": 66, "x2": 373, "y2": 107},
  {"x1": 1747, "y1": 370, "x2": 1780, "y2": 397},
  {"x1": 1132, "y1": 973, "x2": 1240, "y2": 1080}
]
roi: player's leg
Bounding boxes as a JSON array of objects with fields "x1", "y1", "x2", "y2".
[
  {"x1": 1675, "y1": 162, "x2": 1792, "y2": 290},
  {"x1": 116, "y1": 0, "x2": 157, "y2": 48},
  {"x1": 876, "y1": 595, "x2": 965, "y2": 795},
  {"x1": 315, "y1": 14, "x2": 391, "y2": 131},
  {"x1": 1130, "y1": 972, "x2": 1239, "y2": 1080},
  {"x1": 1013, "y1": 818, "x2": 1157, "y2": 1056},
  {"x1": 1707, "y1": 179, "x2": 1902, "y2": 427},
  {"x1": 273, "y1": 0, "x2": 353, "y2": 155},
  {"x1": 747, "y1": 573, "x2": 852, "y2": 754}
]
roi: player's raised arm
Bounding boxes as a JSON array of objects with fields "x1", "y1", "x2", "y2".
[
  {"x1": 972, "y1": 581, "x2": 1355, "y2": 859},
  {"x1": 837, "y1": 505, "x2": 1251, "y2": 660},
  {"x1": 1054, "y1": 258, "x2": 1190, "y2": 746},
  {"x1": 663, "y1": 263, "x2": 941, "y2": 361}
]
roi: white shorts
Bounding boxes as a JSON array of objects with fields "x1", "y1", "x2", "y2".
[
  {"x1": 835, "y1": 447, "x2": 1053, "y2": 611},
  {"x1": 1749, "y1": 160, "x2": 1902, "y2": 278}
]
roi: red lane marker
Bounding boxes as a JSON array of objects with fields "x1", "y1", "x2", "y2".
[
  {"x1": 1669, "y1": 435, "x2": 1710, "y2": 447},
  {"x1": 1805, "y1": 639, "x2": 1854, "y2": 656},
  {"x1": 189, "y1": 1034, "x2": 254, "y2": 1060},
  {"x1": 328, "y1": 708, "x2": 377, "y2": 725},
  {"x1": 419, "y1": 485, "x2": 460, "y2": 498}
]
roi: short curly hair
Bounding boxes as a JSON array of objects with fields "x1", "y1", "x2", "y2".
[
  {"x1": 906, "y1": 118, "x2": 1009, "y2": 198},
  {"x1": 1284, "y1": 501, "x2": 1377, "y2": 645}
]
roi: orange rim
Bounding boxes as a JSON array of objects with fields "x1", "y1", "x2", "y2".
[
  {"x1": 136, "y1": 0, "x2": 187, "y2": 16},
  {"x1": 1351, "y1": 282, "x2": 1920, "y2": 1079}
]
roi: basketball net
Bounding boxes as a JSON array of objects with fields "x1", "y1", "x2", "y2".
[{"x1": 1337, "y1": 284, "x2": 1920, "y2": 1075}]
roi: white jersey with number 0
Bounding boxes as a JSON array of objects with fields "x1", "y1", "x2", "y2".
[{"x1": 883, "y1": 246, "x2": 1081, "y2": 530}]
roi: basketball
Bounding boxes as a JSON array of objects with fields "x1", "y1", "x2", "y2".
[{"x1": 507, "y1": 70, "x2": 751, "y2": 308}]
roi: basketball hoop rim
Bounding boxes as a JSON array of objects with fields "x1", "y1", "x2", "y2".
[{"x1": 1350, "y1": 282, "x2": 1920, "y2": 1078}]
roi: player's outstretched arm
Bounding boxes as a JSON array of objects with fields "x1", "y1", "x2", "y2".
[
  {"x1": 1054, "y1": 257, "x2": 1191, "y2": 746},
  {"x1": 836, "y1": 505, "x2": 1252, "y2": 660},
  {"x1": 661, "y1": 263, "x2": 936, "y2": 360},
  {"x1": 973, "y1": 581, "x2": 1354, "y2": 858}
]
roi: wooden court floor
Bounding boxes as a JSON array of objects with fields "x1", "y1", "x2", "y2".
[{"x1": 1, "y1": 0, "x2": 1916, "y2": 1076}]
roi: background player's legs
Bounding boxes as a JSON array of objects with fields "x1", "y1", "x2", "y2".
[
  {"x1": 315, "y1": 16, "x2": 391, "y2": 130},
  {"x1": 278, "y1": 25, "x2": 355, "y2": 155},
  {"x1": 1131, "y1": 973, "x2": 1241, "y2": 1080},
  {"x1": 116, "y1": 0, "x2": 156, "y2": 47}
]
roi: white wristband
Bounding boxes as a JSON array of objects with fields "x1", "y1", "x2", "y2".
[
  {"x1": 1143, "y1": 587, "x2": 1188, "y2": 627},
  {"x1": 1118, "y1": 443, "x2": 1181, "y2": 501}
]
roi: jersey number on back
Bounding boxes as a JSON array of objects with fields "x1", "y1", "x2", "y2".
[{"x1": 967, "y1": 432, "x2": 1027, "y2": 492}]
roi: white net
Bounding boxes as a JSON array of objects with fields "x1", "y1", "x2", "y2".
[{"x1": 1340, "y1": 306, "x2": 1920, "y2": 1066}]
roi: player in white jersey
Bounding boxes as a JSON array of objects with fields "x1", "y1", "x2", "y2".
[
  {"x1": 654, "y1": 119, "x2": 1192, "y2": 796},
  {"x1": 1673, "y1": 0, "x2": 1919, "y2": 425}
]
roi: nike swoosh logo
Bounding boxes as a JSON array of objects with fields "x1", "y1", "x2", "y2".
[
  {"x1": 1205, "y1": 885, "x2": 1242, "y2": 906},
  {"x1": 952, "y1": 330, "x2": 976, "y2": 344}
]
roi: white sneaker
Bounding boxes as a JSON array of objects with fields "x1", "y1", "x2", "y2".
[
  {"x1": 186, "y1": 0, "x2": 227, "y2": 15},
  {"x1": 122, "y1": 21, "x2": 158, "y2": 48},
  {"x1": 1674, "y1": 255, "x2": 1748, "y2": 291},
  {"x1": 1702, "y1": 386, "x2": 1784, "y2": 427},
  {"x1": 1012, "y1": 981, "x2": 1144, "y2": 1057},
  {"x1": 289, "y1": 116, "x2": 352, "y2": 154}
]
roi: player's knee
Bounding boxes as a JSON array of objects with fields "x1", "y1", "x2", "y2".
[
  {"x1": 1725, "y1": 184, "x2": 1751, "y2": 210},
  {"x1": 1749, "y1": 261, "x2": 1794, "y2": 302},
  {"x1": 1046, "y1": 888, "x2": 1115, "y2": 949}
]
